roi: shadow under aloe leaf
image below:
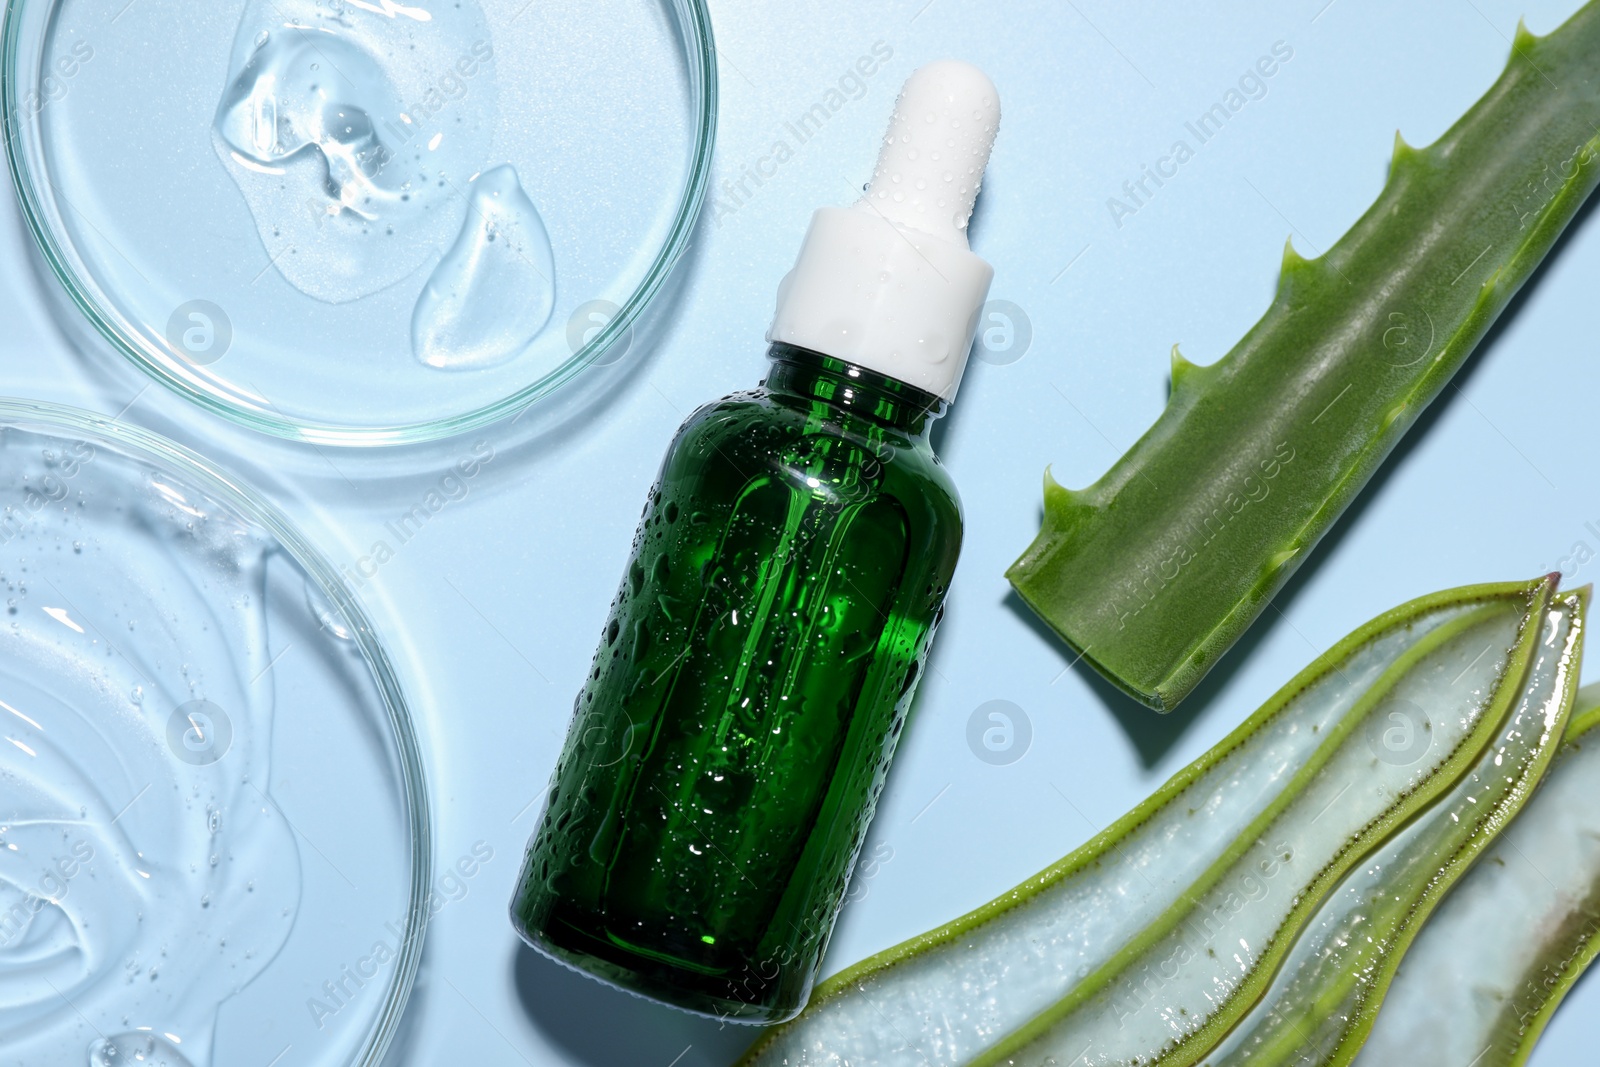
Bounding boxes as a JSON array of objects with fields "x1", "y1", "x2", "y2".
[
  {"x1": 511, "y1": 943, "x2": 759, "y2": 1067},
  {"x1": 1002, "y1": 588, "x2": 1256, "y2": 767}
]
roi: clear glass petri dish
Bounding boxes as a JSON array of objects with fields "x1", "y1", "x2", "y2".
[
  {"x1": 0, "y1": 399, "x2": 430, "y2": 1065},
  {"x1": 2, "y1": 0, "x2": 716, "y2": 445}
]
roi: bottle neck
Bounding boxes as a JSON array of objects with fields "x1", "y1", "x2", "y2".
[{"x1": 763, "y1": 344, "x2": 946, "y2": 438}]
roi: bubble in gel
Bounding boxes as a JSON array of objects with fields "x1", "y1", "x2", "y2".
[
  {"x1": 303, "y1": 579, "x2": 353, "y2": 641},
  {"x1": 88, "y1": 1031, "x2": 194, "y2": 1066},
  {"x1": 410, "y1": 164, "x2": 556, "y2": 370},
  {"x1": 211, "y1": 0, "x2": 500, "y2": 303}
]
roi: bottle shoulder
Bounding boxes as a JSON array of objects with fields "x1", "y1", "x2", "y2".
[{"x1": 667, "y1": 389, "x2": 962, "y2": 519}]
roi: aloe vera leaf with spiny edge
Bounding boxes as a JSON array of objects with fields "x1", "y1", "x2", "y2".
[
  {"x1": 1351, "y1": 680, "x2": 1600, "y2": 1067},
  {"x1": 737, "y1": 578, "x2": 1553, "y2": 1067},
  {"x1": 1201, "y1": 589, "x2": 1586, "y2": 1067},
  {"x1": 1007, "y1": 3, "x2": 1600, "y2": 710}
]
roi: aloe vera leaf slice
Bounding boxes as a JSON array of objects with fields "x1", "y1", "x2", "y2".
[
  {"x1": 1006, "y1": 2, "x2": 1600, "y2": 711},
  {"x1": 737, "y1": 579, "x2": 1551, "y2": 1067},
  {"x1": 986, "y1": 591, "x2": 1550, "y2": 1067},
  {"x1": 1349, "y1": 679, "x2": 1600, "y2": 1067},
  {"x1": 1200, "y1": 590, "x2": 1586, "y2": 1067}
]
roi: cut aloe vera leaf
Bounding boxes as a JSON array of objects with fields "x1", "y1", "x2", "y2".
[
  {"x1": 738, "y1": 578, "x2": 1552, "y2": 1067},
  {"x1": 1007, "y1": 3, "x2": 1600, "y2": 710},
  {"x1": 1202, "y1": 590, "x2": 1586, "y2": 1067},
  {"x1": 1350, "y1": 680, "x2": 1600, "y2": 1067},
  {"x1": 988, "y1": 597, "x2": 1548, "y2": 1067}
]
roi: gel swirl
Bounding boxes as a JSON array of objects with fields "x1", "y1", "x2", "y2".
[{"x1": 0, "y1": 440, "x2": 300, "y2": 1064}]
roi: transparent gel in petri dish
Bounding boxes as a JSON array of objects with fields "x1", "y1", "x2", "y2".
[
  {"x1": 0, "y1": 400, "x2": 429, "y2": 1065},
  {"x1": 2, "y1": 0, "x2": 716, "y2": 445}
]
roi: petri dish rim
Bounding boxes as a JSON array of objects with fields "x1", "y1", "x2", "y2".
[
  {"x1": 0, "y1": 396, "x2": 433, "y2": 1065},
  {"x1": 0, "y1": 0, "x2": 718, "y2": 447}
]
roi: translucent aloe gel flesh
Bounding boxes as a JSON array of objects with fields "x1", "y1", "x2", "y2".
[{"x1": 510, "y1": 60, "x2": 1001, "y2": 1022}]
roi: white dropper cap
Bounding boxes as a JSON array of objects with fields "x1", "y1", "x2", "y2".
[{"x1": 767, "y1": 60, "x2": 1001, "y2": 400}]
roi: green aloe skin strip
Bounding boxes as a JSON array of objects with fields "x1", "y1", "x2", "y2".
[
  {"x1": 1202, "y1": 590, "x2": 1586, "y2": 1067},
  {"x1": 1007, "y1": 3, "x2": 1600, "y2": 709},
  {"x1": 1352, "y1": 681, "x2": 1600, "y2": 1067},
  {"x1": 738, "y1": 578, "x2": 1553, "y2": 1067}
]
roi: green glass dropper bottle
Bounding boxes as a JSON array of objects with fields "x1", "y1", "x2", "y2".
[{"x1": 510, "y1": 59, "x2": 1001, "y2": 1024}]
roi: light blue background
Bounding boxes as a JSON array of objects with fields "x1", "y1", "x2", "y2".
[{"x1": 4, "y1": 0, "x2": 1598, "y2": 1063}]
